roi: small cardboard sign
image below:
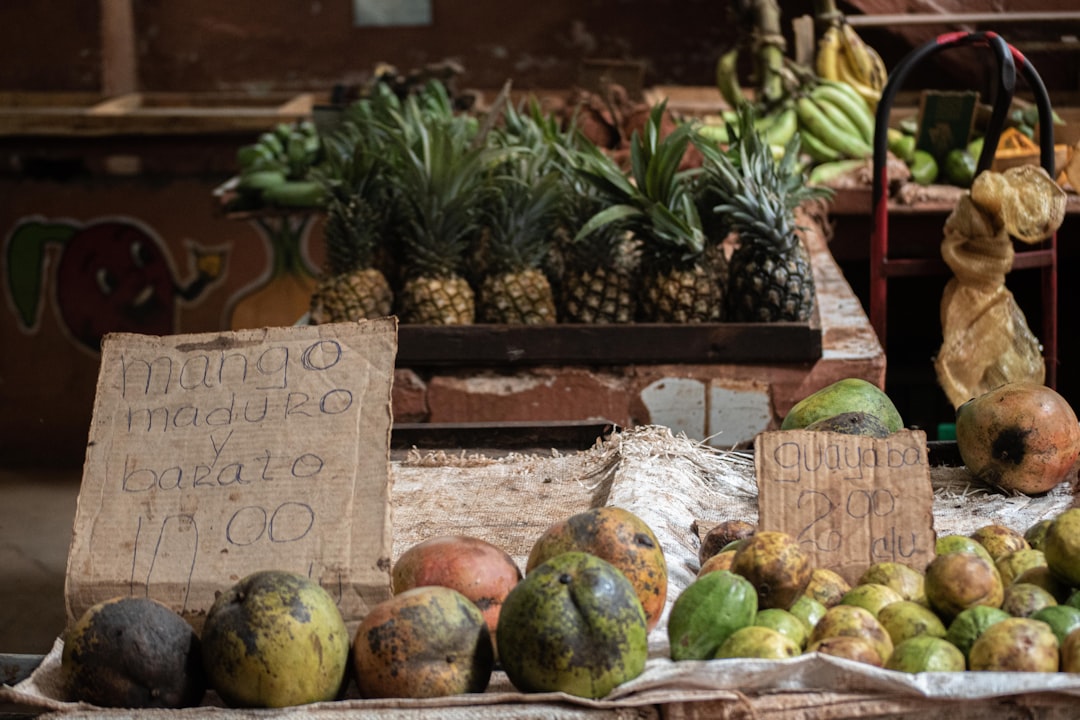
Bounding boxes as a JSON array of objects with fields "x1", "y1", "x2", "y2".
[
  {"x1": 65, "y1": 319, "x2": 397, "y2": 629},
  {"x1": 756, "y1": 429, "x2": 936, "y2": 585}
]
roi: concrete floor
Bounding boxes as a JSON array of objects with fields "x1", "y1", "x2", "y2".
[{"x1": 0, "y1": 467, "x2": 81, "y2": 654}]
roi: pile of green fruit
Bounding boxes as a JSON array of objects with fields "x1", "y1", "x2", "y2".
[
  {"x1": 231, "y1": 120, "x2": 326, "y2": 210},
  {"x1": 61, "y1": 506, "x2": 668, "y2": 707},
  {"x1": 684, "y1": 509, "x2": 1080, "y2": 673}
]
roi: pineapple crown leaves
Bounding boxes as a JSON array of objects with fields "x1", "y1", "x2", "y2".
[
  {"x1": 573, "y1": 102, "x2": 705, "y2": 261},
  {"x1": 482, "y1": 164, "x2": 565, "y2": 273},
  {"x1": 696, "y1": 106, "x2": 830, "y2": 249},
  {"x1": 389, "y1": 118, "x2": 510, "y2": 277}
]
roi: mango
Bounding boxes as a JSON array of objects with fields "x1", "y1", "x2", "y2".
[
  {"x1": 353, "y1": 586, "x2": 494, "y2": 699},
  {"x1": 200, "y1": 570, "x2": 349, "y2": 708},
  {"x1": 498, "y1": 551, "x2": 647, "y2": 699},
  {"x1": 392, "y1": 535, "x2": 521, "y2": 638},
  {"x1": 62, "y1": 597, "x2": 205, "y2": 708},
  {"x1": 781, "y1": 378, "x2": 903, "y2": 433},
  {"x1": 955, "y1": 382, "x2": 1080, "y2": 495},
  {"x1": 527, "y1": 506, "x2": 667, "y2": 631}
]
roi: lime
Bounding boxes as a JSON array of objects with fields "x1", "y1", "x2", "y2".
[
  {"x1": 944, "y1": 148, "x2": 976, "y2": 187},
  {"x1": 909, "y1": 150, "x2": 938, "y2": 185}
]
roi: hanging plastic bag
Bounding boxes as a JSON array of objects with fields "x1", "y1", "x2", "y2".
[{"x1": 934, "y1": 165, "x2": 1066, "y2": 408}]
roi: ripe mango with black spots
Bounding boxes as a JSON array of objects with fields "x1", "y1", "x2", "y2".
[
  {"x1": 527, "y1": 506, "x2": 667, "y2": 632},
  {"x1": 353, "y1": 585, "x2": 494, "y2": 699},
  {"x1": 200, "y1": 570, "x2": 350, "y2": 708},
  {"x1": 781, "y1": 378, "x2": 903, "y2": 433},
  {"x1": 497, "y1": 551, "x2": 647, "y2": 699}
]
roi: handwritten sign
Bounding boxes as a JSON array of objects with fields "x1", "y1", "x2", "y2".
[
  {"x1": 756, "y1": 429, "x2": 935, "y2": 585},
  {"x1": 66, "y1": 320, "x2": 397, "y2": 630}
]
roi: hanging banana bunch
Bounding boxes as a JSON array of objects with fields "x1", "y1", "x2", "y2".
[
  {"x1": 813, "y1": 0, "x2": 888, "y2": 109},
  {"x1": 710, "y1": 0, "x2": 809, "y2": 157}
]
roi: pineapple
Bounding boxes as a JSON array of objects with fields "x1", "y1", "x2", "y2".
[
  {"x1": 474, "y1": 102, "x2": 568, "y2": 324},
  {"x1": 575, "y1": 103, "x2": 722, "y2": 323},
  {"x1": 561, "y1": 217, "x2": 640, "y2": 324},
  {"x1": 477, "y1": 168, "x2": 562, "y2": 323},
  {"x1": 309, "y1": 196, "x2": 393, "y2": 323},
  {"x1": 308, "y1": 108, "x2": 396, "y2": 324},
  {"x1": 699, "y1": 108, "x2": 831, "y2": 322},
  {"x1": 388, "y1": 98, "x2": 491, "y2": 325}
]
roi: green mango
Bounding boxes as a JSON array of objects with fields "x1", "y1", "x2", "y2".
[{"x1": 781, "y1": 378, "x2": 903, "y2": 433}]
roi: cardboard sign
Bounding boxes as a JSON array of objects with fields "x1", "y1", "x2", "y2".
[
  {"x1": 756, "y1": 429, "x2": 935, "y2": 585},
  {"x1": 66, "y1": 319, "x2": 397, "y2": 629}
]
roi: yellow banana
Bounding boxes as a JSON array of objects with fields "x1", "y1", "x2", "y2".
[
  {"x1": 796, "y1": 96, "x2": 871, "y2": 159},
  {"x1": 839, "y1": 22, "x2": 876, "y2": 87},
  {"x1": 716, "y1": 48, "x2": 745, "y2": 110},
  {"x1": 835, "y1": 53, "x2": 883, "y2": 108},
  {"x1": 811, "y1": 81, "x2": 875, "y2": 144},
  {"x1": 866, "y1": 44, "x2": 889, "y2": 92},
  {"x1": 815, "y1": 26, "x2": 842, "y2": 83}
]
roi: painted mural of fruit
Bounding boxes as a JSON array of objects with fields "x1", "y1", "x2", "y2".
[
  {"x1": 497, "y1": 551, "x2": 648, "y2": 699},
  {"x1": 200, "y1": 570, "x2": 349, "y2": 708},
  {"x1": 526, "y1": 506, "x2": 667, "y2": 632},
  {"x1": 968, "y1": 617, "x2": 1059, "y2": 672},
  {"x1": 392, "y1": 535, "x2": 522, "y2": 637},
  {"x1": 925, "y1": 551, "x2": 1004, "y2": 623},
  {"x1": 1044, "y1": 508, "x2": 1080, "y2": 587},
  {"x1": 667, "y1": 570, "x2": 757, "y2": 661},
  {"x1": 730, "y1": 531, "x2": 813, "y2": 610},
  {"x1": 352, "y1": 585, "x2": 494, "y2": 699},
  {"x1": 62, "y1": 597, "x2": 205, "y2": 708},
  {"x1": 781, "y1": 378, "x2": 903, "y2": 433},
  {"x1": 955, "y1": 382, "x2": 1080, "y2": 495}
]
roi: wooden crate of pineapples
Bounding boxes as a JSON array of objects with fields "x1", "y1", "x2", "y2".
[{"x1": 217, "y1": 78, "x2": 827, "y2": 366}]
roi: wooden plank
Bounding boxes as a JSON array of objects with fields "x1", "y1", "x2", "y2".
[
  {"x1": 100, "y1": 0, "x2": 138, "y2": 96},
  {"x1": 396, "y1": 322, "x2": 822, "y2": 367},
  {"x1": 86, "y1": 92, "x2": 143, "y2": 115}
]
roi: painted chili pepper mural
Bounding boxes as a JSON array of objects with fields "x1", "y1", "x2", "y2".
[{"x1": 5, "y1": 217, "x2": 226, "y2": 352}]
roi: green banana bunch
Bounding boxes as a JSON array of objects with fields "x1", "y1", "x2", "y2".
[
  {"x1": 795, "y1": 81, "x2": 875, "y2": 163},
  {"x1": 815, "y1": 20, "x2": 887, "y2": 109},
  {"x1": 715, "y1": 48, "x2": 746, "y2": 111},
  {"x1": 234, "y1": 120, "x2": 326, "y2": 210}
]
